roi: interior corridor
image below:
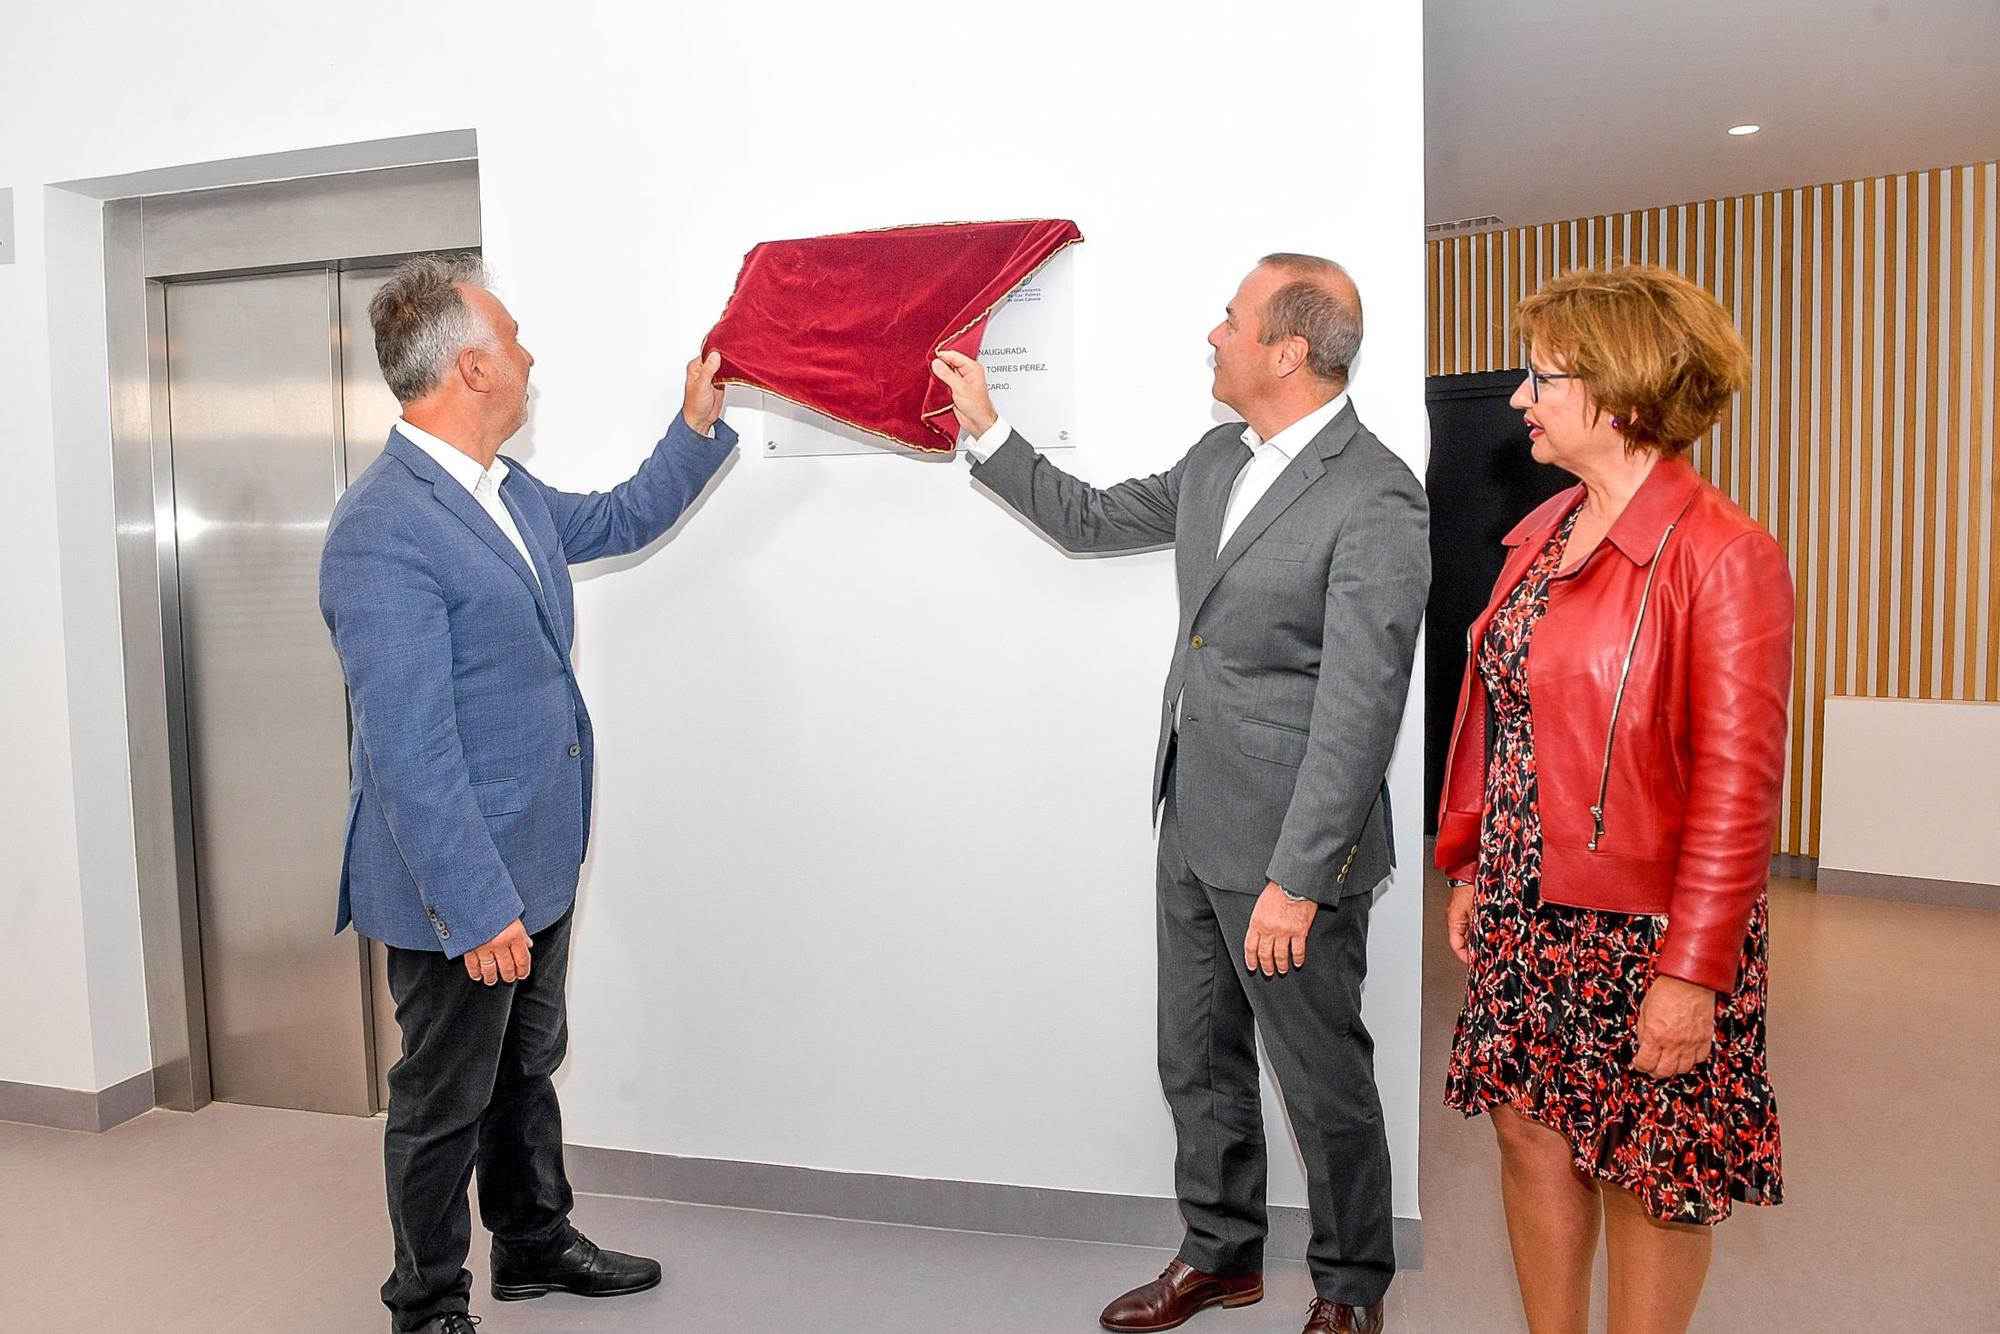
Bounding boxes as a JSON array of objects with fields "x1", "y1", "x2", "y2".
[{"x1": 4, "y1": 873, "x2": 1992, "y2": 1332}]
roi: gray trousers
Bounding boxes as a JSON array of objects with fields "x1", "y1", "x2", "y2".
[{"x1": 1157, "y1": 783, "x2": 1395, "y2": 1308}]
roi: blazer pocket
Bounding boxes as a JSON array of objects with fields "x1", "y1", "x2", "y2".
[
  {"x1": 1250, "y1": 541, "x2": 1310, "y2": 563},
  {"x1": 1238, "y1": 717, "x2": 1310, "y2": 767},
  {"x1": 470, "y1": 777, "x2": 525, "y2": 817}
]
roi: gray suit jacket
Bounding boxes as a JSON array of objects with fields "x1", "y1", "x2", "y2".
[{"x1": 972, "y1": 401, "x2": 1429, "y2": 902}]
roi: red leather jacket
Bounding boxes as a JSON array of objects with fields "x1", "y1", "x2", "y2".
[{"x1": 1435, "y1": 456, "x2": 1794, "y2": 993}]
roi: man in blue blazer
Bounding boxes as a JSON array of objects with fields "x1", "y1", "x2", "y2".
[{"x1": 320, "y1": 254, "x2": 734, "y2": 1334}]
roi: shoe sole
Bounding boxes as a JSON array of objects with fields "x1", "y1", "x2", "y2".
[
  {"x1": 491, "y1": 1272, "x2": 663, "y2": 1302},
  {"x1": 1099, "y1": 1286, "x2": 1264, "y2": 1332}
]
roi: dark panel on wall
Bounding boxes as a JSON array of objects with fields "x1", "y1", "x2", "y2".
[{"x1": 1423, "y1": 370, "x2": 1573, "y2": 831}]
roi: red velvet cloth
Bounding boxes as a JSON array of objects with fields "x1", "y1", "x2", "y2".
[{"x1": 703, "y1": 219, "x2": 1083, "y2": 452}]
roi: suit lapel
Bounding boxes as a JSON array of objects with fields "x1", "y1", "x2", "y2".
[
  {"x1": 1180, "y1": 436, "x2": 1251, "y2": 616},
  {"x1": 1212, "y1": 447, "x2": 1325, "y2": 579},
  {"x1": 1181, "y1": 403, "x2": 1360, "y2": 625},
  {"x1": 386, "y1": 431, "x2": 563, "y2": 647},
  {"x1": 1191, "y1": 438, "x2": 1251, "y2": 561},
  {"x1": 498, "y1": 475, "x2": 568, "y2": 644},
  {"x1": 1211, "y1": 402, "x2": 1359, "y2": 577}
]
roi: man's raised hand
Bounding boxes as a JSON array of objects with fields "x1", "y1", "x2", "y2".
[
  {"x1": 930, "y1": 349, "x2": 999, "y2": 440},
  {"x1": 684, "y1": 350, "x2": 726, "y2": 436}
]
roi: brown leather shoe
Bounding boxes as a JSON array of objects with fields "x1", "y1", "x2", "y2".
[
  {"x1": 1301, "y1": 1296, "x2": 1385, "y2": 1334},
  {"x1": 1098, "y1": 1257, "x2": 1264, "y2": 1331}
]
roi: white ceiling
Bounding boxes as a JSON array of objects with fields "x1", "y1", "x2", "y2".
[{"x1": 1425, "y1": 0, "x2": 2000, "y2": 229}]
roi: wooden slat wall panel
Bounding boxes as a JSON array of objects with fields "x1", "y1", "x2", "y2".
[{"x1": 1427, "y1": 160, "x2": 2000, "y2": 858}]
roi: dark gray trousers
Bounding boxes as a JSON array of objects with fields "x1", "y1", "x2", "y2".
[
  {"x1": 1157, "y1": 785, "x2": 1395, "y2": 1308},
  {"x1": 379, "y1": 908, "x2": 578, "y2": 1331}
]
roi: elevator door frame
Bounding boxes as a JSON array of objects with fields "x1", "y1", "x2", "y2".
[{"x1": 103, "y1": 160, "x2": 481, "y2": 1112}]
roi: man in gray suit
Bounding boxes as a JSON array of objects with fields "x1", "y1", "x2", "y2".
[{"x1": 932, "y1": 254, "x2": 1428, "y2": 1334}]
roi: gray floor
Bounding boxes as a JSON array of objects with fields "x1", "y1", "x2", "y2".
[{"x1": 4, "y1": 875, "x2": 1996, "y2": 1332}]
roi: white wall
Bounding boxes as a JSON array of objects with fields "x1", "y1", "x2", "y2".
[
  {"x1": 0, "y1": 1, "x2": 1427, "y2": 1218},
  {"x1": 1819, "y1": 698, "x2": 2000, "y2": 888},
  {"x1": 0, "y1": 190, "x2": 95, "y2": 1088},
  {"x1": 42, "y1": 185, "x2": 155, "y2": 1091}
]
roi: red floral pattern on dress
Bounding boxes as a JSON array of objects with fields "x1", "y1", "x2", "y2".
[{"x1": 1443, "y1": 510, "x2": 1784, "y2": 1225}]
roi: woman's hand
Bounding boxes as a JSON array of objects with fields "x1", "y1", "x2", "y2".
[
  {"x1": 1446, "y1": 882, "x2": 1477, "y2": 965},
  {"x1": 1630, "y1": 974, "x2": 1719, "y2": 1078}
]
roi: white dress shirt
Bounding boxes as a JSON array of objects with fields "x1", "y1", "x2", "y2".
[
  {"x1": 397, "y1": 419, "x2": 541, "y2": 590},
  {"x1": 1214, "y1": 391, "x2": 1348, "y2": 553}
]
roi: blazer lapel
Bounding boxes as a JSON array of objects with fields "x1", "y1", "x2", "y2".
[
  {"x1": 386, "y1": 431, "x2": 563, "y2": 646},
  {"x1": 1191, "y1": 435, "x2": 1250, "y2": 555},
  {"x1": 1211, "y1": 401, "x2": 1358, "y2": 579},
  {"x1": 1212, "y1": 447, "x2": 1325, "y2": 579},
  {"x1": 498, "y1": 475, "x2": 568, "y2": 644}
]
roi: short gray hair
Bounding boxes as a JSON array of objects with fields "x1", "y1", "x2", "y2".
[
  {"x1": 1257, "y1": 252, "x2": 1363, "y2": 385},
  {"x1": 368, "y1": 253, "x2": 496, "y2": 403}
]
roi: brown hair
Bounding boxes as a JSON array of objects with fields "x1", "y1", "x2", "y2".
[
  {"x1": 1258, "y1": 252, "x2": 1363, "y2": 384},
  {"x1": 1514, "y1": 264, "x2": 1749, "y2": 455}
]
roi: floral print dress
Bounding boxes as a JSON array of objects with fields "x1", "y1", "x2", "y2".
[{"x1": 1443, "y1": 510, "x2": 1784, "y2": 1224}]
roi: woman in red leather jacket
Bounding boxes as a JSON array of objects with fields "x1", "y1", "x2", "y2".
[{"x1": 1437, "y1": 266, "x2": 1791, "y2": 1334}]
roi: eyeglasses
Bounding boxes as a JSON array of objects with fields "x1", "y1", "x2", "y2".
[{"x1": 1523, "y1": 367, "x2": 1577, "y2": 403}]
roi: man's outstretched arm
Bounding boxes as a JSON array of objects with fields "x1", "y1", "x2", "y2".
[
  {"x1": 933, "y1": 350, "x2": 1183, "y2": 553},
  {"x1": 529, "y1": 351, "x2": 738, "y2": 564}
]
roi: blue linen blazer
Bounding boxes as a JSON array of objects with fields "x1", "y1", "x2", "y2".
[{"x1": 319, "y1": 416, "x2": 735, "y2": 955}]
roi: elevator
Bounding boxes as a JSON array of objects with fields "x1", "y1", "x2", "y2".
[{"x1": 105, "y1": 157, "x2": 483, "y2": 1115}]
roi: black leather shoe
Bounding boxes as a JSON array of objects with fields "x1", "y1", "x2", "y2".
[
  {"x1": 422, "y1": 1316, "x2": 479, "y2": 1333},
  {"x1": 491, "y1": 1230, "x2": 662, "y2": 1301}
]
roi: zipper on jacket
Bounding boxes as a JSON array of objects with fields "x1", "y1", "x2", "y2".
[{"x1": 1587, "y1": 523, "x2": 1676, "y2": 851}]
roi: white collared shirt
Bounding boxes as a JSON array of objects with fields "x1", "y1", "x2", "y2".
[
  {"x1": 397, "y1": 418, "x2": 541, "y2": 589},
  {"x1": 963, "y1": 393, "x2": 1349, "y2": 550},
  {"x1": 1215, "y1": 391, "x2": 1347, "y2": 554}
]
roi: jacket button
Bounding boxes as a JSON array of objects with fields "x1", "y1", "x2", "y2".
[
  {"x1": 568, "y1": 743, "x2": 581, "y2": 757},
  {"x1": 1190, "y1": 634, "x2": 1205, "y2": 649}
]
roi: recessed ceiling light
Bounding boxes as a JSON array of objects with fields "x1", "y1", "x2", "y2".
[{"x1": 1727, "y1": 124, "x2": 1762, "y2": 136}]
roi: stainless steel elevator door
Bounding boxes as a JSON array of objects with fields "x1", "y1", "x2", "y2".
[
  {"x1": 334, "y1": 264, "x2": 407, "y2": 1113},
  {"x1": 338, "y1": 266, "x2": 403, "y2": 482},
  {"x1": 166, "y1": 269, "x2": 375, "y2": 1115}
]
